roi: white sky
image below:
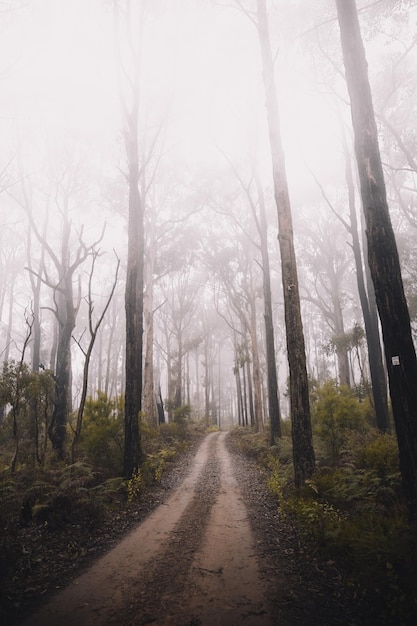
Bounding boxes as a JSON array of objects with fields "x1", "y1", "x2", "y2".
[
  {"x1": 0, "y1": 0, "x2": 347, "y2": 192},
  {"x1": 0, "y1": 0, "x2": 413, "y2": 226}
]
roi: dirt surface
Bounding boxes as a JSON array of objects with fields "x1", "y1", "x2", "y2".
[{"x1": 9, "y1": 431, "x2": 364, "y2": 626}]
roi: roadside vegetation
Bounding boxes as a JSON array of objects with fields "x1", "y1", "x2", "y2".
[
  {"x1": 231, "y1": 380, "x2": 417, "y2": 626},
  {"x1": 0, "y1": 390, "x2": 205, "y2": 622}
]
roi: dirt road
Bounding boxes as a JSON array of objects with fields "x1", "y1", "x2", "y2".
[{"x1": 23, "y1": 432, "x2": 273, "y2": 626}]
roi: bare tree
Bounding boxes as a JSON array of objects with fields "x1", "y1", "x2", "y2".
[
  {"x1": 22, "y1": 183, "x2": 103, "y2": 459},
  {"x1": 71, "y1": 250, "x2": 120, "y2": 463}
]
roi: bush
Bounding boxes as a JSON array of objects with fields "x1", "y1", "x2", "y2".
[
  {"x1": 312, "y1": 381, "x2": 370, "y2": 461},
  {"x1": 77, "y1": 393, "x2": 123, "y2": 476},
  {"x1": 232, "y1": 417, "x2": 417, "y2": 624},
  {"x1": 357, "y1": 433, "x2": 399, "y2": 478}
]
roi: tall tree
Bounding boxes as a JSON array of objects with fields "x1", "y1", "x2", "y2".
[
  {"x1": 256, "y1": 0, "x2": 315, "y2": 485},
  {"x1": 342, "y1": 140, "x2": 389, "y2": 430},
  {"x1": 254, "y1": 178, "x2": 282, "y2": 442},
  {"x1": 335, "y1": 0, "x2": 417, "y2": 520},
  {"x1": 114, "y1": 1, "x2": 145, "y2": 478}
]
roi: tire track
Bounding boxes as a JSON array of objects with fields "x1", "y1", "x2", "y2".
[
  {"x1": 182, "y1": 432, "x2": 273, "y2": 626},
  {"x1": 22, "y1": 432, "x2": 272, "y2": 626},
  {"x1": 22, "y1": 433, "x2": 220, "y2": 626},
  {"x1": 112, "y1": 449, "x2": 221, "y2": 625}
]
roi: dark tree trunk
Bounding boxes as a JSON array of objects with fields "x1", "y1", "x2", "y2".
[
  {"x1": 204, "y1": 337, "x2": 210, "y2": 426},
  {"x1": 123, "y1": 129, "x2": 144, "y2": 478},
  {"x1": 114, "y1": 0, "x2": 145, "y2": 478},
  {"x1": 248, "y1": 285, "x2": 264, "y2": 432},
  {"x1": 257, "y1": 0, "x2": 315, "y2": 485},
  {"x1": 336, "y1": 0, "x2": 417, "y2": 520},
  {"x1": 143, "y1": 240, "x2": 157, "y2": 427},
  {"x1": 49, "y1": 275, "x2": 75, "y2": 459},
  {"x1": 175, "y1": 331, "x2": 183, "y2": 409},
  {"x1": 343, "y1": 139, "x2": 389, "y2": 431},
  {"x1": 156, "y1": 384, "x2": 165, "y2": 425},
  {"x1": 234, "y1": 365, "x2": 243, "y2": 426},
  {"x1": 246, "y1": 360, "x2": 255, "y2": 428}
]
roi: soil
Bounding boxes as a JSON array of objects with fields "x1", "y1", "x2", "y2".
[{"x1": 3, "y1": 431, "x2": 365, "y2": 626}]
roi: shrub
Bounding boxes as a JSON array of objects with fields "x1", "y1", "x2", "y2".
[
  {"x1": 312, "y1": 380, "x2": 370, "y2": 461},
  {"x1": 77, "y1": 393, "x2": 123, "y2": 476},
  {"x1": 357, "y1": 433, "x2": 399, "y2": 478}
]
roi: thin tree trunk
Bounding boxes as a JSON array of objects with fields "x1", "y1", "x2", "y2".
[
  {"x1": 256, "y1": 179, "x2": 281, "y2": 441},
  {"x1": 142, "y1": 220, "x2": 157, "y2": 427},
  {"x1": 249, "y1": 292, "x2": 264, "y2": 432},
  {"x1": 246, "y1": 360, "x2": 254, "y2": 428}
]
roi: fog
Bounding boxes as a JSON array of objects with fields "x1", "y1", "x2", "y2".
[{"x1": 0, "y1": 0, "x2": 416, "y2": 425}]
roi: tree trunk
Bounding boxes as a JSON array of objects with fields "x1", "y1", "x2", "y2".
[
  {"x1": 204, "y1": 336, "x2": 210, "y2": 426},
  {"x1": 142, "y1": 263, "x2": 157, "y2": 427},
  {"x1": 245, "y1": 360, "x2": 254, "y2": 428},
  {"x1": 104, "y1": 304, "x2": 116, "y2": 398},
  {"x1": 332, "y1": 294, "x2": 350, "y2": 387},
  {"x1": 249, "y1": 288, "x2": 264, "y2": 432},
  {"x1": 256, "y1": 180, "x2": 281, "y2": 442},
  {"x1": 49, "y1": 275, "x2": 75, "y2": 459},
  {"x1": 336, "y1": 0, "x2": 417, "y2": 520},
  {"x1": 123, "y1": 131, "x2": 144, "y2": 477},
  {"x1": 343, "y1": 138, "x2": 389, "y2": 430},
  {"x1": 235, "y1": 366, "x2": 243, "y2": 426},
  {"x1": 256, "y1": 0, "x2": 315, "y2": 485}
]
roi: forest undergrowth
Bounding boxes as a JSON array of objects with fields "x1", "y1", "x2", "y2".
[
  {"x1": 0, "y1": 396, "x2": 207, "y2": 624},
  {"x1": 231, "y1": 414, "x2": 417, "y2": 625},
  {"x1": 2, "y1": 383, "x2": 417, "y2": 624}
]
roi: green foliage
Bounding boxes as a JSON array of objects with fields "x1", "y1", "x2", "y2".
[
  {"x1": 265, "y1": 455, "x2": 283, "y2": 501},
  {"x1": 232, "y1": 421, "x2": 417, "y2": 624},
  {"x1": 77, "y1": 393, "x2": 123, "y2": 476},
  {"x1": 357, "y1": 432, "x2": 399, "y2": 478},
  {"x1": 0, "y1": 360, "x2": 31, "y2": 406},
  {"x1": 286, "y1": 496, "x2": 341, "y2": 547},
  {"x1": 230, "y1": 427, "x2": 270, "y2": 461},
  {"x1": 172, "y1": 404, "x2": 191, "y2": 438},
  {"x1": 127, "y1": 469, "x2": 142, "y2": 503},
  {"x1": 145, "y1": 447, "x2": 178, "y2": 484},
  {"x1": 312, "y1": 380, "x2": 370, "y2": 461},
  {"x1": 0, "y1": 362, "x2": 55, "y2": 468}
]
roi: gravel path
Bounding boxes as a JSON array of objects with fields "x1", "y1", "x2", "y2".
[
  {"x1": 20, "y1": 432, "x2": 273, "y2": 625},
  {"x1": 11, "y1": 431, "x2": 363, "y2": 626}
]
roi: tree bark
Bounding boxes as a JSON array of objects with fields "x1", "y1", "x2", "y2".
[
  {"x1": 114, "y1": 1, "x2": 145, "y2": 478},
  {"x1": 256, "y1": 180, "x2": 281, "y2": 441},
  {"x1": 256, "y1": 0, "x2": 315, "y2": 485},
  {"x1": 343, "y1": 138, "x2": 389, "y2": 430},
  {"x1": 335, "y1": 0, "x2": 417, "y2": 520},
  {"x1": 248, "y1": 280, "x2": 264, "y2": 432},
  {"x1": 48, "y1": 217, "x2": 79, "y2": 458},
  {"x1": 142, "y1": 226, "x2": 158, "y2": 427},
  {"x1": 123, "y1": 127, "x2": 144, "y2": 477}
]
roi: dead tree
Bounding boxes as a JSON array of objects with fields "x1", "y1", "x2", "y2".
[{"x1": 71, "y1": 250, "x2": 120, "y2": 463}]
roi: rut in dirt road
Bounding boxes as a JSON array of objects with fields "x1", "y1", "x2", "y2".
[{"x1": 23, "y1": 432, "x2": 273, "y2": 626}]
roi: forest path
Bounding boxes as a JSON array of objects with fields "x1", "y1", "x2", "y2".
[{"x1": 23, "y1": 432, "x2": 273, "y2": 626}]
